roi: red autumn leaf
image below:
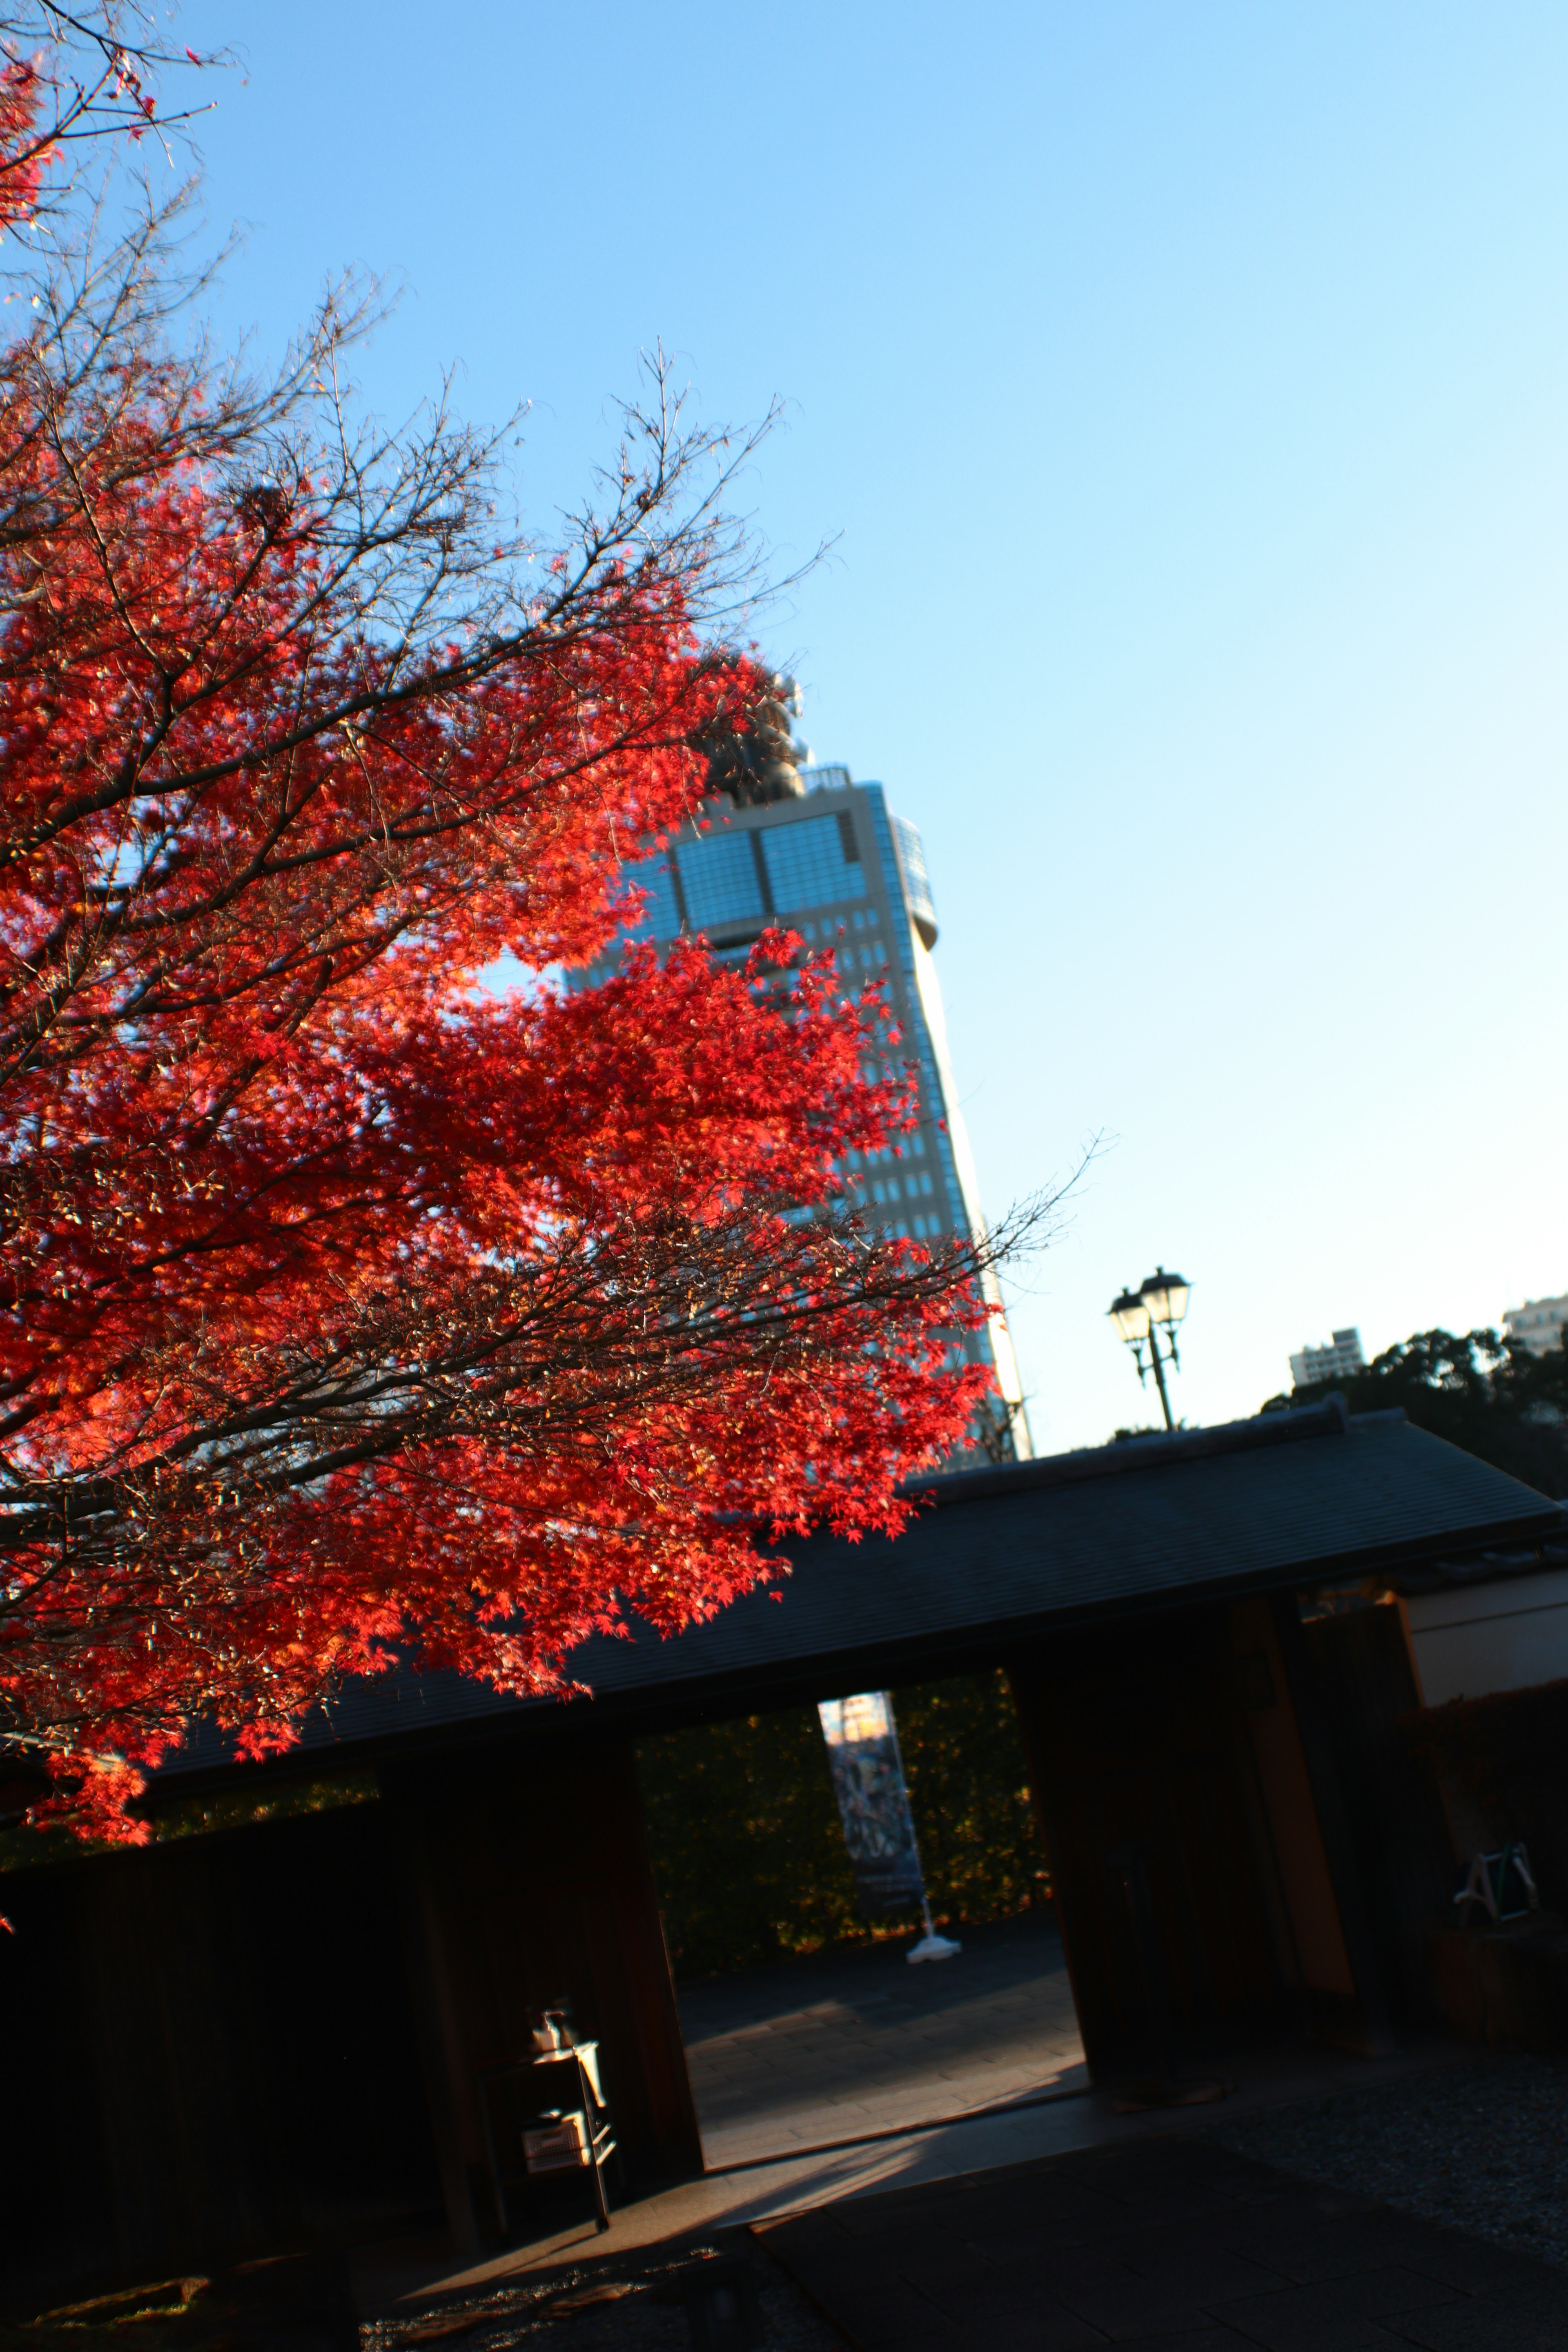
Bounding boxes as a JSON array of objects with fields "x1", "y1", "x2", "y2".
[{"x1": 0, "y1": 67, "x2": 1028, "y2": 1846}]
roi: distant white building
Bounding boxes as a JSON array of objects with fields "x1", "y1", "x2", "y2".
[
  {"x1": 1502, "y1": 1293, "x2": 1568, "y2": 1359},
  {"x1": 1290, "y1": 1327, "x2": 1366, "y2": 1390}
]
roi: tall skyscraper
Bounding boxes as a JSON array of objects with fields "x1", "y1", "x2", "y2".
[{"x1": 577, "y1": 696, "x2": 1031, "y2": 1460}]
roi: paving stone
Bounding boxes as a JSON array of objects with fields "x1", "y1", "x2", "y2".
[
  {"x1": 1114, "y1": 2240, "x2": 1292, "y2": 2303},
  {"x1": 1209, "y1": 2267, "x2": 1461, "y2": 2349},
  {"x1": 807, "y1": 2279, "x2": 962, "y2": 2349},
  {"x1": 911, "y1": 2242, "x2": 1121, "y2": 2306},
  {"x1": 1206, "y1": 2194, "x2": 1426, "y2": 2284},
  {"x1": 1378, "y1": 2302, "x2": 1568, "y2": 2350},
  {"x1": 1336, "y1": 2222, "x2": 1568, "y2": 2321},
  {"x1": 1109, "y1": 2334, "x2": 1279, "y2": 2350},
  {"x1": 759, "y1": 2136, "x2": 1566, "y2": 2352},
  {"x1": 935, "y1": 2285, "x2": 1107, "y2": 2346},
  {"x1": 1056, "y1": 2260, "x2": 1247, "y2": 2340}
]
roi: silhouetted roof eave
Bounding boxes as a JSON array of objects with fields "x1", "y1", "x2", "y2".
[{"x1": 153, "y1": 1402, "x2": 1567, "y2": 1788}]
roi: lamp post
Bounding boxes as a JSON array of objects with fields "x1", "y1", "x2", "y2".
[{"x1": 1108, "y1": 1267, "x2": 1192, "y2": 1431}]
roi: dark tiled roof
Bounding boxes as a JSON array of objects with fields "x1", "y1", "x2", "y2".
[{"x1": 158, "y1": 1402, "x2": 1566, "y2": 1782}]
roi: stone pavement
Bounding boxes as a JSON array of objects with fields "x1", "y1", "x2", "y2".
[
  {"x1": 677, "y1": 1913, "x2": 1086, "y2": 2167},
  {"x1": 352, "y1": 2045, "x2": 1474, "y2": 2314},
  {"x1": 758, "y1": 2133, "x2": 1568, "y2": 2350}
]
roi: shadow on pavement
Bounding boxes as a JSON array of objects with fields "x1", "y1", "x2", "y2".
[{"x1": 758, "y1": 2133, "x2": 1568, "y2": 2350}]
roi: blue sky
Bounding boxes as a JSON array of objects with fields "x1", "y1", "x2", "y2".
[{"x1": 176, "y1": 0, "x2": 1568, "y2": 1451}]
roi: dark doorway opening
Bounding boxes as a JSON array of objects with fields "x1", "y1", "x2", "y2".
[{"x1": 634, "y1": 1669, "x2": 1086, "y2": 2165}]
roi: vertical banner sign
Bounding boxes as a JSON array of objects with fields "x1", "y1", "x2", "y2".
[{"x1": 817, "y1": 1691, "x2": 927, "y2": 1919}]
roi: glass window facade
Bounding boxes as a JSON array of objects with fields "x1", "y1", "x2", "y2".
[
  {"x1": 891, "y1": 814, "x2": 938, "y2": 940},
  {"x1": 760, "y1": 814, "x2": 869, "y2": 914},
  {"x1": 675, "y1": 831, "x2": 764, "y2": 930}
]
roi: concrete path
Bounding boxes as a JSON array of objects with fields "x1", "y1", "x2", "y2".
[
  {"x1": 676, "y1": 1913, "x2": 1086, "y2": 2167},
  {"x1": 760, "y1": 2133, "x2": 1568, "y2": 2348},
  {"x1": 352, "y1": 2041, "x2": 1474, "y2": 2315}
]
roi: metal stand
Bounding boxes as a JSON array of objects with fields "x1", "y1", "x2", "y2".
[
  {"x1": 907, "y1": 1893, "x2": 962, "y2": 1963},
  {"x1": 477, "y1": 2039, "x2": 617, "y2": 2236}
]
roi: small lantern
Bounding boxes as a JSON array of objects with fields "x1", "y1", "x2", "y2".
[
  {"x1": 1139, "y1": 1267, "x2": 1191, "y2": 1332},
  {"x1": 1108, "y1": 1287, "x2": 1151, "y2": 1345}
]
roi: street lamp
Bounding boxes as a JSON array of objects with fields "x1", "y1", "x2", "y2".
[{"x1": 1108, "y1": 1267, "x2": 1192, "y2": 1431}]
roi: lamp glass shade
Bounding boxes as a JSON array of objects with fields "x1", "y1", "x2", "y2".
[
  {"x1": 1109, "y1": 1289, "x2": 1151, "y2": 1344},
  {"x1": 1140, "y1": 1268, "x2": 1191, "y2": 1329}
]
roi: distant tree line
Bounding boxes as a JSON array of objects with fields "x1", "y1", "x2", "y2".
[{"x1": 1267, "y1": 1328, "x2": 1568, "y2": 1498}]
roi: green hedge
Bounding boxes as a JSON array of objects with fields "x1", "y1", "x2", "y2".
[{"x1": 635, "y1": 1668, "x2": 1051, "y2": 1980}]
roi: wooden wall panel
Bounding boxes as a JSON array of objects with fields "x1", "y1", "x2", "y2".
[
  {"x1": 1008, "y1": 1611, "x2": 1282, "y2": 2079},
  {"x1": 0, "y1": 1802, "x2": 442, "y2": 2300}
]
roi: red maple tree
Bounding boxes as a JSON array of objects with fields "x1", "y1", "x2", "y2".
[
  {"x1": 0, "y1": 28, "x2": 1029, "y2": 1838},
  {"x1": 0, "y1": 2, "x2": 217, "y2": 224}
]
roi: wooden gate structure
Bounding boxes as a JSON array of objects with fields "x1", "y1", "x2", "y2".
[{"x1": 2, "y1": 1399, "x2": 1561, "y2": 2299}]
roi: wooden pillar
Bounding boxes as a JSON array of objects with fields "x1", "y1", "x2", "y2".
[
  {"x1": 1007, "y1": 1611, "x2": 1284, "y2": 2080},
  {"x1": 385, "y1": 1807, "x2": 481, "y2": 2257},
  {"x1": 1005, "y1": 1645, "x2": 1105, "y2": 2076},
  {"x1": 1266, "y1": 1591, "x2": 1395, "y2": 2053}
]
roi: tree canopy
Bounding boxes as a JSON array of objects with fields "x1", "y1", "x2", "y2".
[{"x1": 0, "y1": 16, "x2": 1035, "y2": 1835}]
